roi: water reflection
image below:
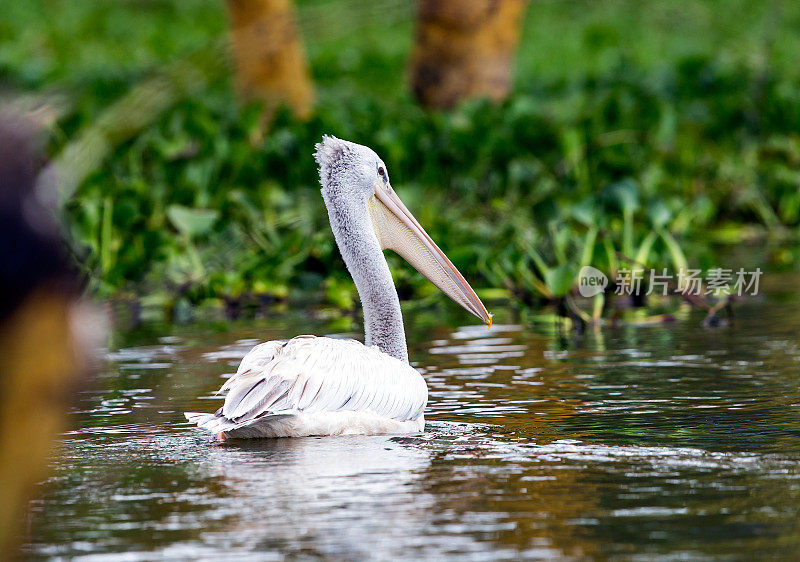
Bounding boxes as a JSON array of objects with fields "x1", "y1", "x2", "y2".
[
  {"x1": 22, "y1": 299, "x2": 800, "y2": 559},
  {"x1": 204, "y1": 437, "x2": 435, "y2": 558}
]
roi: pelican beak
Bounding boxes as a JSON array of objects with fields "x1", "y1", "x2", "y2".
[{"x1": 368, "y1": 183, "x2": 493, "y2": 327}]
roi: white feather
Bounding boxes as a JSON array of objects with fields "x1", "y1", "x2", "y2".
[{"x1": 185, "y1": 335, "x2": 427, "y2": 439}]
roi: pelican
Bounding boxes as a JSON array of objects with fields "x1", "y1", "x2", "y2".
[{"x1": 185, "y1": 136, "x2": 492, "y2": 439}]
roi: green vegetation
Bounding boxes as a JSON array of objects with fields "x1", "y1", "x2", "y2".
[{"x1": 2, "y1": 0, "x2": 798, "y2": 322}]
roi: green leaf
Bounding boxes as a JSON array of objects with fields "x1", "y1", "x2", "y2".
[
  {"x1": 658, "y1": 228, "x2": 689, "y2": 273},
  {"x1": 609, "y1": 179, "x2": 640, "y2": 214},
  {"x1": 647, "y1": 199, "x2": 672, "y2": 229},
  {"x1": 167, "y1": 205, "x2": 219, "y2": 238},
  {"x1": 545, "y1": 264, "x2": 578, "y2": 297},
  {"x1": 579, "y1": 226, "x2": 598, "y2": 269},
  {"x1": 100, "y1": 195, "x2": 114, "y2": 275},
  {"x1": 571, "y1": 197, "x2": 598, "y2": 227},
  {"x1": 634, "y1": 231, "x2": 658, "y2": 267},
  {"x1": 592, "y1": 292, "x2": 605, "y2": 320}
]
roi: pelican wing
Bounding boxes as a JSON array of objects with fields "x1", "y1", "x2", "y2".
[{"x1": 186, "y1": 336, "x2": 427, "y2": 436}]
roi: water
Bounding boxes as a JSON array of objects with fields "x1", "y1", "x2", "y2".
[{"x1": 22, "y1": 288, "x2": 800, "y2": 560}]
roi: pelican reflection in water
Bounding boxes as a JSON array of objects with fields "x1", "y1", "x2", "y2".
[{"x1": 186, "y1": 136, "x2": 491, "y2": 439}]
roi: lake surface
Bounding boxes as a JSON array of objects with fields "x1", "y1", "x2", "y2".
[{"x1": 22, "y1": 283, "x2": 800, "y2": 560}]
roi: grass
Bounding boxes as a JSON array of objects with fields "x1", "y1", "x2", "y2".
[{"x1": 1, "y1": 0, "x2": 798, "y2": 321}]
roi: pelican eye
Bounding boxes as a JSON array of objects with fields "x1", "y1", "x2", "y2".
[{"x1": 377, "y1": 165, "x2": 386, "y2": 181}]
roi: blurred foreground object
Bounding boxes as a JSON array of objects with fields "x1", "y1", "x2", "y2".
[
  {"x1": 410, "y1": 0, "x2": 529, "y2": 109},
  {"x1": 0, "y1": 112, "x2": 99, "y2": 556},
  {"x1": 226, "y1": 0, "x2": 313, "y2": 118}
]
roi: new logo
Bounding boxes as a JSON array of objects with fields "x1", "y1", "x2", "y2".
[{"x1": 578, "y1": 266, "x2": 608, "y2": 297}]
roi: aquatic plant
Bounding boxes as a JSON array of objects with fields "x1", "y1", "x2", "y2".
[{"x1": 5, "y1": 0, "x2": 799, "y2": 322}]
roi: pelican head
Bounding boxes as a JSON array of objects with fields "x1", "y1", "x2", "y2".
[{"x1": 314, "y1": 136, "x2": 492, "y2": 343}]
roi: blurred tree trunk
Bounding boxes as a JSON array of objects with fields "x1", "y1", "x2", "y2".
[
  {"x1": 409, "y1": 0, "x2": 529, "y2": 109},
  {"x1": 226, "y1": 0, "x2": 313, "y2": 119},
  {"x1": 0, "y1": 294, "x2": 91, "y2": 555}
]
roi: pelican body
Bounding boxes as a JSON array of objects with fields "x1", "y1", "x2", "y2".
[{"x1": 185, "y1": 136, "x2": 491, "y2": 439}]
